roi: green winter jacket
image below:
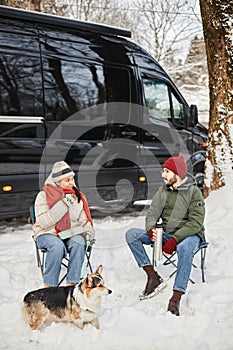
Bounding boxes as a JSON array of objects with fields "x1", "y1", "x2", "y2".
[{"x1": 146, "y1": 179, "x2": 205, "y2": 243}]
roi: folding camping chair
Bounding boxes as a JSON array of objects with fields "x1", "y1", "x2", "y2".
[
  {"x1": 152, "y1": 235, "x2": 208, "y2": 284},
  {"x1": 29, "y1": 206, "x2": 93, "y2": 286}
]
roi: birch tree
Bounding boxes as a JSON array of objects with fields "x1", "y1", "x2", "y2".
[{"x1": 199, "y1": 0, "x2": 233, "y2": 197}]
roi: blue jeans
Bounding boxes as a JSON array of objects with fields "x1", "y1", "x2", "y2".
[
  {"x1": 125, "y1": 228, "x2": 200, "y2": 293},
  {"x1": 36, "y1": 234, "x2": 86, "y2": 286}
]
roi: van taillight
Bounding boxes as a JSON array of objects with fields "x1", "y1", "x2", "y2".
[
  {"x1": 2, "y1": 185, "x2": 13, "y2": 192},
  {"x1": 199, "y1": 142, "x2": 207, "y2": 147},
  {"x1": 139, "y1": 176, "x2": 146, "y2": 183}
]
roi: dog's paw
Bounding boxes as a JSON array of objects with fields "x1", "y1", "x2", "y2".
[
  {"x1": 91, "y1": 318, "x2": 100, "y2": 329},
  {"x1": 74, "y1": 321, "x2": 85, "y2": 329}
]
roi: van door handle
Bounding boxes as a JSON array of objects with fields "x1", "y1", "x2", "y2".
[
  {"x1": 121, "y1": 131, "x2": 137, "y2": 137},
  {"x1": 145, "y1": 132, "x2": 159, "y2": 138}
]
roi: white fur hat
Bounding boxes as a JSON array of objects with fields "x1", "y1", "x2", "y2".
[{"x1": 51, "y1": 161, "x2": 75, "y2": 183}]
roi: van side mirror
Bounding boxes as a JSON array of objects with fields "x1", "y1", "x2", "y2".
[{"x1": 189, "y1": 104, "x2": 198, "y2": 127}]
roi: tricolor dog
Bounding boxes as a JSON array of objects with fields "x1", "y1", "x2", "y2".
[{"x1": 22, "y1": 265, "x2": 112, "y2": 330}]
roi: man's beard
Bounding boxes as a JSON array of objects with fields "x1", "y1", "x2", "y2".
[{"x1": 166, "y1": 174, "x2": 177, "y2": 187}]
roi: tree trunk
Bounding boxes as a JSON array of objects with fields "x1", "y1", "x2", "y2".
[
  {"x1": 27, "y1": 0, "x2": 41, "y2": 11},
  {"x1": 199, "y1": 0, "x2": 233, "y2": 197}
]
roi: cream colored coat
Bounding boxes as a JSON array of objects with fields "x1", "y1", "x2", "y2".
[{"x1": 33, "y1": 175, "x2": 94, "y2": 239}]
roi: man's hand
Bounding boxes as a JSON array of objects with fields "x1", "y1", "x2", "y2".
[
  {"x1": 148, "y1": 228, "x2": 157, "y2": 241},
  {"x1": 163, "y1": 237, "x2": 177, "y2": 255}
]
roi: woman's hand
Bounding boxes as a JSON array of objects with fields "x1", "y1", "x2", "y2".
[{"x1": 63, "y1": 194, "x2": 76, "y2": 207}]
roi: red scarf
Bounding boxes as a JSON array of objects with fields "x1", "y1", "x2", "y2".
[{"x1": 43, "y1": 184, "x2": 93, "y2": 234}]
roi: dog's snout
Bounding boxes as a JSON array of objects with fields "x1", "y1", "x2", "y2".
[{"x1": 108, "y1": 289, "x2": 112, "y2": 295}]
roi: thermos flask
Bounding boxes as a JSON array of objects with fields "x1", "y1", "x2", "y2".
[{"x1": 153, "y1": 218, "x2": 163, "y2": 266}]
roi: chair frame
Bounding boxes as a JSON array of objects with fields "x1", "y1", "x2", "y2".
[
  {"x1": 30, "y1": 206, "x2": 93, "y2": 286},
  {"x1": 152, "y1": 238, "x2": 208, "y2": 284}
]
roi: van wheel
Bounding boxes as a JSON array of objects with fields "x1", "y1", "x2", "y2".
[{"x1": 194, "y1": 172, "x2": 204, "y2": 191}]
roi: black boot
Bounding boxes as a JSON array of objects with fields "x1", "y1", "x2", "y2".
[{"x1": 167, "y1": 290, "x2": 183, "y2": 316}]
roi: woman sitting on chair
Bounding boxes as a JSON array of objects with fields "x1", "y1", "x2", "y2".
[{"x1": 33, "y1": 161, "x2": 94, "y2": 288}]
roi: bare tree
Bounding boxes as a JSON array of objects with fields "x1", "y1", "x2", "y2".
[
  {"x1": 2, "y1": 0, "x2": 70, "y2": 15},
  {"x1": 171, "y1": 35, "x2": 208, "y2": 93},
  {"x1": 70, "y1": 0, "x2": 136, "y2": 33},
  {"x1": 0, "y1": 0, "x2": 25, "y2": 8},
  {"x1": 27, "y1": 0, "x2": 41, "y2": 11},
  {"x1": 2, "y1": 0, "x2": 201, "y2": 67},
  {"x1": 199, "y1": 0, "x2": 233, "y2": 197},
  {"x1": 132, "y1": 0, "x2": 201, "y2": 64}
]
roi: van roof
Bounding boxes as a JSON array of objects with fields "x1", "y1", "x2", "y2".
[{"x1": 0, "y1": 5, "x2": 131, "y2": 38}]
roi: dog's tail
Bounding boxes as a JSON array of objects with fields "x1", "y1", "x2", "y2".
[{"x1": 22, "y1": 300, "x2": 49, "y2": 330}]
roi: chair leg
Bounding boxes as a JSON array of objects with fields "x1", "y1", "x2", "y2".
[
  {"x1": 200, "y1": 247, "x2": 207, "y2": 282},
  {"x1": 34, "y1": 241, "x2": 45, "y2": 276},
  {"x1": 58, "y1": 257, "x2": 69, "y2": 286},
  {"x1": 41, "y1": 251, "x2": 45, "y2": 275},
  {"x1": 163, "y1": 252, "x2": 177, "y2": 267},
  {"x1": 162, "y1": 253, "x2": 180, "y2": 281},
  {"x1": 58, "y1": 273, "x2": 67, "y2": 286},
  {"x1": 86, "y1": 251, "x2": 93, "y2": 273},
  {"x1": 35, "y1": 244, "x2": 41, "y2": 268}
]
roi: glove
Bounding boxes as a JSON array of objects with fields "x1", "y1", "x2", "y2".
[
  {"x1": 83, "y1": 223, "x2": 95, "y2": 241},
  {"x1": 163, "y1": 237, "x2": 177, "y2": 255},
  {"x1": 84, "y1": 231, "x2": 96, "y2": 252},
  {"x1": 63, "y1": 194, "x2": 76, "y2": 207},
  {"x1": 148, "y1": 228, "x2": 155, "y2": 240}
]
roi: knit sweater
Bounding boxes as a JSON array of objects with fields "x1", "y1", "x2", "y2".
[
  {"x1": 33, "y1": 175, "x2": 94, "y2": 239},
  {"x1": 146, "y1": 179, "x2": 205, "y2": 243}
]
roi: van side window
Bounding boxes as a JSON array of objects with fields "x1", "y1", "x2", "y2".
[
  {"x1": 142, "y1": 78, "x2": 171, "y2": 121},
  {"x1": 43, "y1": 59, "x2": 130, "y2": 122},
  {"x1": 0, "y1": 20, "x2": 43, "y2": 116},
  {"x1": 0, "y1": 55, "x2": 43, "y2": 117}
]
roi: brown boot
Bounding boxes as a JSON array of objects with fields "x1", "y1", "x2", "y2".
[
  {"x1": 167, "y1": 290, "x2": 183, "y2": 316},
  {"x1": 140, "y1": 265, "x2": 162, "y2": 299}
]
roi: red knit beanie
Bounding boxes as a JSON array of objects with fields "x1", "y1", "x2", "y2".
[{"x1": 162, "y1": 156, "x2": 187, "y2": 179}]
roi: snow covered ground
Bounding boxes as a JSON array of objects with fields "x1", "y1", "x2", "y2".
[{"x1": 0, "y1": 184, "x2": 233, "y2": 350}]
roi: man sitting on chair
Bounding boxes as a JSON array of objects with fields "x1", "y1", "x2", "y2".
[
  {"x1": 33, "y1": 161, "x2": 94, "y2": 288},
  {"x1": 125, "y1": 155, "x2": 205, "y2": 316}
]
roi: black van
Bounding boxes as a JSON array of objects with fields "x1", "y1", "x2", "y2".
[{"x1": 0, "y1": 6, "x2": 207, "y2": 218}]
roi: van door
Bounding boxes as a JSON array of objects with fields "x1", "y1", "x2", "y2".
[{"x1": 139, "y1": 74, "x2": 184, "y2": 192}]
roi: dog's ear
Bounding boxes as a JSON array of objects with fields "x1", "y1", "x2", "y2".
[{"x1": 96, "y1": 265, "x2": 103, "y2": 274}]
